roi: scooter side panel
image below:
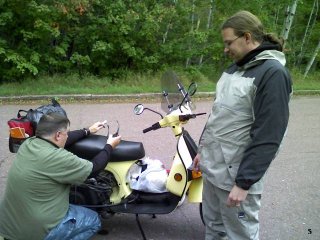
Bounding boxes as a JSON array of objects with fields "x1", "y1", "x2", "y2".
[
  {"x1": 106, "y1": 161, "x2": 136, "y2": 204},
  {"x1": 166, "y1": 132, "x2": 192, "y2": 196},
  {"x1": 166, "y1": 154, "x2": 187, "y2": 196},
  {"x1": 188, "y1": 177, "x2": 203, "y2": 203},
  {"x1": 166, "y1": 135, "x2": 193, "y2": 196}
]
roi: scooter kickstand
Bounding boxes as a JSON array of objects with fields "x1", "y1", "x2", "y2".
[{"x1": 135, "y1": 214, "x2": 147, "y2": 240}]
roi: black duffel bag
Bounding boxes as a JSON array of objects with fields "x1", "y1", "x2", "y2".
[{"x1": 27, "y1": 98, "x2": 68, "y2": 132}]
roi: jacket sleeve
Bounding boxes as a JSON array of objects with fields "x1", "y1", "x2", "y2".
[
  {"x1": 65, "y1": 130, "x2": 113, "y2": 177},
  {"x1": 65, "y1": 129, "x2": 87, "y2": 147},
  {"x1": 235, "y1": 64, "x2": 292, "y2": 190},
  {"x1": 88, "y1": 144, "x2": 113, "y2": 178}
]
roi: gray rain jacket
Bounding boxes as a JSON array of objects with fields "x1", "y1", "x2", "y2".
[{"x1": 199, "y1": 47, "x2": 292, "y2": 194}]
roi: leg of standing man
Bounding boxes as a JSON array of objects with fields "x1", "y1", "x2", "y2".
[
  {"x1": 204, "y1": 177, "x2": 261, "y2": 240},
  {"x1": 203, "y1": 177, "x2": 227, "y2": 240}
]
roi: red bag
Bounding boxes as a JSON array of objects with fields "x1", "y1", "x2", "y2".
[{"x1": 8, "y1": 110, "x2": 34, "y2": 137}]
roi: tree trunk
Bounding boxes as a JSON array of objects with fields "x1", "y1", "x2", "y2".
[
  {"x1": 304, "y1": 38, "x2": 320, "y2": 78},
  {"x1": 186, "y1": 0, "x2": 195, "y2": 68},
  {"x1": 281, "y1": 0, "x2": 298, "y2": 49},
  {"x1": 296, "y1": 0, "x2": 319, "y2": 66},
  {"x1": 198, "y1": 0, "x2": 214, "y2": 65},
  {"x1": 162, "y1": 0, "x2": 178, "y2": 44},
  {"x1": 274, "y1": 6, "x2": 280, "y2": 26}
]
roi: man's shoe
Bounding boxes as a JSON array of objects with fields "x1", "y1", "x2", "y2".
[
  {"x1": 218, "y1": 232, "x2": 228, "y2": 240},
  {"x1": 98, "y1": 229, "x2": 109, "y2": 235}
]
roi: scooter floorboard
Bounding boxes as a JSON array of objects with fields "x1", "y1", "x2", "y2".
[
  {"x1": 109, "y1": 202, "x2": 178, "y2": 214},
  {"x1": 109, "y1": 191, "x2": 181, "y2": 214}
]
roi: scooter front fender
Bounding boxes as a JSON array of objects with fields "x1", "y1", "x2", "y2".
[{"x1": 187, "y1": 177, "x2": 203, "y2": 203}]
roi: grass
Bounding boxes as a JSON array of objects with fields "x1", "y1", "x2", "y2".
[
  {"x1": 0, "y1": 68, "x2": 319, "y2": 96},
  {"x1": 290, "y1": 69, "x2": 320, "y2": 91}
]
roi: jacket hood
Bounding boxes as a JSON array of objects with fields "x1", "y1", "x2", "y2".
[
  {"x1": 245, "y1": 50, "x2": 286, "y2": 69},
  {"x1": 236, "y1": 41, "x2": 286, "y2": 69}
]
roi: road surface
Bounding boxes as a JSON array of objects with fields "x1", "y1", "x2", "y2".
[{"x1": 0, "y1": 96, "x2": 319, "y2": 240}]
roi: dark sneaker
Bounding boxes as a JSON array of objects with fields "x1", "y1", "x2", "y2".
[{"x1": 218, "y1": 232, "x2": 228, "y2": 240}]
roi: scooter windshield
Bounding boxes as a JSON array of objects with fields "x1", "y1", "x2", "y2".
[{"x1": 160, "y1": 71, "x2": 187, "y2": 114}]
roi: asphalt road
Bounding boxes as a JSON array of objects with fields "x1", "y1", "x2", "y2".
[{"x1": 0, "y1": 96, "x2": 319, "y2": 240}]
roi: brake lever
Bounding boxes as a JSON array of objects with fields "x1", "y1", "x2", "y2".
[{"x1": 112, "y1": 120, "x2": 120, "y2": 137}]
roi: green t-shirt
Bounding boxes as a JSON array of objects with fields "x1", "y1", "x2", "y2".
[{"x1": 0, "y1": 137, "x2": 93, "y2": 240}]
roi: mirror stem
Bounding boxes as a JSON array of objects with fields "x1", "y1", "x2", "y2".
[{"x1": 145, "y1": 108, "x2": 164, "y2": 119}]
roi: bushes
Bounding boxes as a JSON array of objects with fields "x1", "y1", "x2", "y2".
[{"x1": 0, "y1": 1, "x2": 318, "y2": 83}]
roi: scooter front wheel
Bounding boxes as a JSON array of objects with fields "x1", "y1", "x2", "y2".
[
  {"x1": 177, "y1": 193, "x2": 186, "y2": 207},
  {"x1": 199, "y1": 203, "x2": 205, "y2": 225}
]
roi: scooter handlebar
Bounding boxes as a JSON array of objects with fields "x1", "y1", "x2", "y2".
[
  {"x1": 143, "y1": 122, "x2": 161, "y2": 133},
  {"x1": 179, "y1": 112, "x2": 206, "y2": 121},
  {"x1": 143, "y1": 113, "x2": 206, "y2": 133}
]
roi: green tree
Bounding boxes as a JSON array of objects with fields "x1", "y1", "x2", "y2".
[{"x1": 0, "y1": 0, "x2": 319, "y2": 83}]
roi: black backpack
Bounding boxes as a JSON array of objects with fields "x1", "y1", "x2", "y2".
[{"x1": 26, "y1": 98, "x2": 67, "y2": 131}]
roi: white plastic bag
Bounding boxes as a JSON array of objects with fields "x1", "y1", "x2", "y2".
[{"x1": 127, "y1": 157, "x2": 168, "y2": 193}]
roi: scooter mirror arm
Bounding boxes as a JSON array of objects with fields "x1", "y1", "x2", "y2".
[
  {"x1": 179, "y1": 92, "x2": 190, "y2": 113},
  {"x1": 144, "y1": 107, "x2": 164, "y2": 119},
  {"x1": 178, "y1": 82, "x2": 197, "y2": 112},
  {"x1": 162, "y1": 90, "x2": 173, "y2": 112}
]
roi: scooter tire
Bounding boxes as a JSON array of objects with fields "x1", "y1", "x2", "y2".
[
  {"x1": 199, "y1": 203, "x2": 205, "y2": 225},
  {"x1": 177, "y1": 193, "x2": 186, "y2": 207}
]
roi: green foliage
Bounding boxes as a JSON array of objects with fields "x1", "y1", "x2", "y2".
[
  {"x1": 0, "y1": 0, "x2": 319, "y2": 83},
  {"x1": 1, "y1": 67, "x2": 320, "y2": 97}
]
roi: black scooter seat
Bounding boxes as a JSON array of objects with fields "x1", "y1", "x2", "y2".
[{"x1": 66, "y1": 135, "x2": 145, "y2": 162}]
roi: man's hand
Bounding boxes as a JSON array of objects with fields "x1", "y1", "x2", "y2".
[
  {"x1": 107, "y1": 135, "x2": 121, "y2": 149},
  {"x1": 193, "y1": 153, "x2": 201, "y2": 172},
  {"x1": 227, "y1": 185, "x2": 248, "y2": 207},
  {"x1": 89, "y1": 120, "x2": 107, "y2": 134}
]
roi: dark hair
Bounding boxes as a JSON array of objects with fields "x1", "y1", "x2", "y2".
[
  {"x1": 35, "y1": 112, "x2": 70, "y2": 138},
  {"x1": 221, "y1": 10, "x2": 283, "y2": 50}
]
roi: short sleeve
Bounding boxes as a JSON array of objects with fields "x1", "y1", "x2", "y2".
[{"x1": 44, "y1": 148, "x2": 93, "y2": 185}]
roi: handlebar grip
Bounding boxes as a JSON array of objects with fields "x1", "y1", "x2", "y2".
[
  {"x1": 143, "y1": 122, "x2": 161, "y2": 133},
  {"x1": 179, "y1": 113, "x2": 207, "y2": 121},
  {"x1": 143, "y1": 126, "x2": 154, "y2": 133}
]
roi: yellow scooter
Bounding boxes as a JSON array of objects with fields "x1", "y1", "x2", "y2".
[{"x1": 67, "y1": 71, "x2": 205, "y2": 239}]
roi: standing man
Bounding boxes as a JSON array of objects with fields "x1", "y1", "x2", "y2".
[
  {"x1": 194, "y1": 11, "x2": 292, "y2": 240},
  {"x1": 0, "y1": 112, "x2": 121, "y2": 240}
]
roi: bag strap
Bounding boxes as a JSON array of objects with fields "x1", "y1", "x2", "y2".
[
  {"x1": 51, "y1": 98, "x2": 60, "y2": 107},
  {"x1": 17, "y1": 109, "x2": 34, "y2": 118},
  {"x1": 17, "y1": 110, "x2": 28, "y2": 118}
]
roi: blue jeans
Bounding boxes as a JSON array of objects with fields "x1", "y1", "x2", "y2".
[{"x1": 44, "y1": 204, "x2": 101, "y2": 240}]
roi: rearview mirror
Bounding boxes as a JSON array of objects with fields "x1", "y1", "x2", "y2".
[
  {"x1": 133, "y1": 104, "x2": 144, "y2": 115},
  {"x1": 188, "y1": 82, "x2": 197, "y2": 96}
]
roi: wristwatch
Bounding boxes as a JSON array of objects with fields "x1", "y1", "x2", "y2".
[{"x1": 83, "y1": 128, "x2": 90, "y2": 136}]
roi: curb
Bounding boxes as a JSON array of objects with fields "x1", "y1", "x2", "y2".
[
  {"x1": 0, "y1": 92, "x2": 215, "y2": 104},
  {"x1": 0, "y1": 90, "x2": 319, "y2": 104}
]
